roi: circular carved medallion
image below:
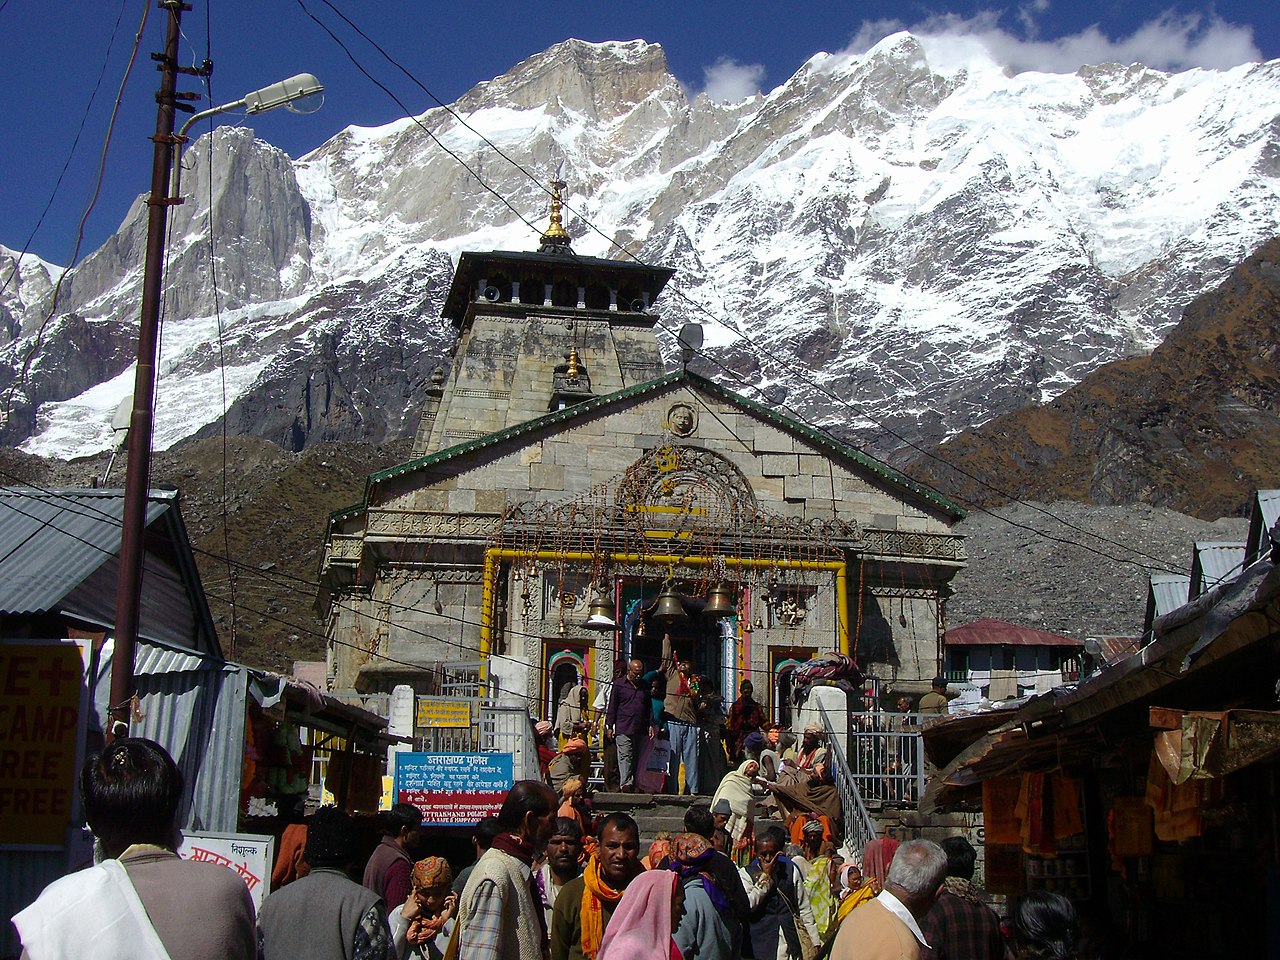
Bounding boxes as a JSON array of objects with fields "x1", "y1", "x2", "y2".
[{"x1": 666, "y1": 403, "x2": 697, "y2": 437}]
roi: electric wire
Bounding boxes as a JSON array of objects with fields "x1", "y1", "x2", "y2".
[
  {"x1": 190, "y1": 0, "x2": 242, "y2": 657},
  {"x1": 0, "y1": 472, "x2": 836, "y2": 695},
  {"x1": 292, "y1": 0, "x2": 543, "y2": 238},
  {"x1": 0, "y1": 0, "x2": 130, "y2": 302},
  {"x1": 294, "y1": 0, "x2": 1184, "y2": 576},
  {"x1": 3, "y1": 0, "x2": 152, "y2": 424},
  {"x1": 0, "y1": 6, "x2": 1202, "y2": 697}
]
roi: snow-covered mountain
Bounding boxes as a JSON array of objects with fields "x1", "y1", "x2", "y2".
[{"x1": 4, "y1": 34, "x2": 1280, "y2": 460}]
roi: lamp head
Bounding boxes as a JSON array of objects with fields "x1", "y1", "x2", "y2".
[{"x1": 244, "y1": 73, "x2": 324, "y2": 115}]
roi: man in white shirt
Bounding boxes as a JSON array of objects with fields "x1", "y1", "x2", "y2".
[{"x1": 830, "y1": 839, "x2": 948, "y2": 960}]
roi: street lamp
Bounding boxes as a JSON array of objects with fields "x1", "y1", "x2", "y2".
[
  {"x1": 170, "y1": 72, "x2": 324, "y2": 198},
  {"x1": 108, "y1": 2, "x2": 324, "y2": 743}
]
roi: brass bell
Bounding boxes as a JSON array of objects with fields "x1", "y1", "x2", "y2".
[
  {"x1": 636, "y1": 619, "x2": 648, "y2": 638},
  {"x1": 703, "y1": 581, "x2": 737, "y2": 618},
  {"x1": 651, "y1": 581, "x2": 689, "y2": 623},
  {"x1": 585, "y1": 592, "x2": 616, "y2": 631}
]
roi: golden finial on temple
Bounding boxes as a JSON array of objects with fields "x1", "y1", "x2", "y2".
[{"x1": 539, "y1": 178, "x2": 572, "y2": 254}]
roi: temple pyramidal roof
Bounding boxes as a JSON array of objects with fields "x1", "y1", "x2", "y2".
[
  {"x1": 331, "y1": 367, "x2": 966, "y2": 525},
  {"x1": 332, "y1": 181, "x2": 965, "y2": 526}
]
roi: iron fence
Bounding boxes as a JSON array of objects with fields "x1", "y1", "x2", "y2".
[
  {"x1": 817, "y1": 702, "x2": 877, "y2": 863},
  {"x1": 845, "y1": 712, "x2": 927, "y2": 806}
]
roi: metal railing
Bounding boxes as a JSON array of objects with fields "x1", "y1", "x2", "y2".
[
  {"x1": 846, "y1": 712, "x2": 927, "y2": 806},
  {"x1": 481, "y1": 703, "x2": 541, "y2": 782},
  {"x1": 412, "y1": 702, "x2": 539, "y2": 782},
  {"x1": 817, "y1": 703, "x2": 877, "y2": 864}
]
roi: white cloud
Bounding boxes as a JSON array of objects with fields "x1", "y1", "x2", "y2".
[
  {"x1": 699, "y1": 58, "x2": 766, "y2": 102},
  {"x1": 844, "y1": 9, "x2": 1261, "y2": 73},
  {"x1": 1017, "y1": 0, "x2": 1051, "y2": 38}
]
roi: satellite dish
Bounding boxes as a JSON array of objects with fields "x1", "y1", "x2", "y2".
[
  {"x1": 678, "y1": 323, "x2": 703, "y2": 367},
  {"x1": 677, "y1": 323, "x2": 704, "y2": 352},
  {"x1": 110, "y1": 396, "x2": 133, "y2": 434},
  {"x1": 102, "y1": 396, "x2": 134, "y2": 485},
  {"x1": 483, "y1": 286, "x2": 502, "y2": 302}
]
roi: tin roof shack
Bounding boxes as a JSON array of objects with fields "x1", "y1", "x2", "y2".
[
  {"x1": 923, "y1": 499, "x2": 1280, "y2": 959},
  {"x1": 0, "y1": 488, "x2": 398, "y2": 953},
  {"x1": 0, "y1": 487, "x2": 221, "y2": 954},
  {"x1": 944, "y1": 618, "x2": 1084, "y2": 707}
]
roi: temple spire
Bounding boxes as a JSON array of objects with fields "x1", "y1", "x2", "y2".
[{"x1": 538, "y1": 179, "x2": 573, "y2": 255}]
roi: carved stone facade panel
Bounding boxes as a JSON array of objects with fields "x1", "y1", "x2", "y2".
[{"x1": 367, "y1": 510, "x2": 503, "y2": 539}]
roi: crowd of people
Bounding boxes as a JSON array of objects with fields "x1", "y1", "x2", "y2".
[
  {"x1": 536, "y1": 634, "x2": 843, "y2": 817},
  {"x1": 15, "y1": 736, "x2": 1086, "y2": 960}
]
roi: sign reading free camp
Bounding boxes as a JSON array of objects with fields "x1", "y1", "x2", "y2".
[
  {"x1": 395, "y1": 752, "x2": 513, "y2": 826},
  {"x1": 0, "y1": 641, "x2": 87, "y2": 848}
]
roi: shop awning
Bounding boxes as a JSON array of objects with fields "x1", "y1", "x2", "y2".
[
  {"x1": 1150, "y1": 706, "x2": 1280, "y2": 783},
  {"x1": 922, "y1": 560, "x2": 1280, "y2": 811},
  {"x1": 249, "y1": 670, "x2": 409, "y2": 751}
]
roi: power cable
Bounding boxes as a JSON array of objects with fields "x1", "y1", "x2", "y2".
[
  {"x1": 187, "y1": 0, "x2": 241, "y2": 657},
  {"x1": 295, "y1": 1, "x2": 1183, "y2": 576},
  {"x1": 0, "y1": 474, "x2": 1199, "y2": 705},
  {"x1": 0, "y1": 0, "x2": 130, "y2": 302},
  {"x1": 3, "y1": 0, "x2": 151, "y2": 424},
  {"x1": 292, "y1": 0, "x2": 543, "y2": 237}
]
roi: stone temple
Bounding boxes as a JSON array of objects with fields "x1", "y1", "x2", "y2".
[{"x1": 318, "y1": 185, "x2": 967, "y2": 723}]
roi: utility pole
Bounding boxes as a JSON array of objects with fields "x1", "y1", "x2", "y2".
[
  {"x1": 107, "y1": 0, "x2": 190, "y2": 741},
  {"x1": 103, "y1": 4, "x2": 320, "y2": 741}
]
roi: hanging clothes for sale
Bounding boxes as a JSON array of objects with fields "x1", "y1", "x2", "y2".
[{"x1": 1051, "y1": 771, "x2": 1085, "y2": 839}]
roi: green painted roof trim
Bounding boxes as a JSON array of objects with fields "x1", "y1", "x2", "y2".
[
  {"x1": 329, "y1": 501, "x2": 367, "y2": 523},
  {"x1": 367, "y1": 371, "x2": 685, "y2": 486},
  {"x1": 681, "y1": 370, "x2": 966, "y2": 519},
  {"x1": 356, "y1": 368, "x2": 964, "y2": 520}
]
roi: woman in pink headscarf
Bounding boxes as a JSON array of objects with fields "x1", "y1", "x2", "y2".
[
  {"x1": 597, "y1": 869, "x2": 686, "y2": 960},
  {"x1": 861, "y1": 837, "x2": 899, "y2": 886}
]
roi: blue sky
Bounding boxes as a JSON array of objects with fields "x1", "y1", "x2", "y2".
[{"x1": 0, "y1": 0, "x2": 1273, "y2": 266}]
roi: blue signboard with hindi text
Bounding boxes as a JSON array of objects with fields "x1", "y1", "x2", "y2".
[{"x1": 394, "y1": 752, "x2": 514, "y2": 826}]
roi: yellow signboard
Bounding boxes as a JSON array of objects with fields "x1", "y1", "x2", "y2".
[
  {"x1": 0, "y1": 642, "x2": 85, "y2": 847},
  {"x1": 416, "y1": 698, "x2": 471, "y2": 729}
]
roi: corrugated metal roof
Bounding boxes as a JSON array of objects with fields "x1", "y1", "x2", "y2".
[
  {"x1": 1259, "y1": 490, "x2": 1280, "y2": 530},
  {"x1": 1191, "y1": 541, "x2": 1247, "y2": 597},
  {"x1": 945, "y1": 618, "x2": 1083, "y2": 647},
  {"x1": 1149, "y1": 574, "x2": 1191, "y2": 617},
  {"x1": 0, "y1": 488, "x2": 171, "y2": 615},
  {"x1": 1247, "y1": 489, "x2": 1279, "y2": 563}
]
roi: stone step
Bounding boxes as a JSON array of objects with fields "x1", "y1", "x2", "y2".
[{"x1": 587, "y1": 790, "x2": 782, "y2": 846}]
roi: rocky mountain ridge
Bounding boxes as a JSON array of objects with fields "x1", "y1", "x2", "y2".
[
  {"x1": 912, "y1": 237, "x2": 1280, "y2": 519},
  {"x1": 2, "y1": 35, "x2": 1279, "y2": 466}
]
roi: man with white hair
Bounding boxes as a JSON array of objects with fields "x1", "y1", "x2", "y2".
[{"x1": 830, "y1": 838, "x2": 948, "y2": 960}]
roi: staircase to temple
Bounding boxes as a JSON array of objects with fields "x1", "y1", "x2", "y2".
[
  {"x1": 590, "y1": 792, "x2": 703, "y2": 844},
  {"x1": 590, "y1": 791, "x2": 777, "y2": 846}
]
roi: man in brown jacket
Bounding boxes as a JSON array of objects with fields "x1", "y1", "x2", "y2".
[
  {"x1": 830, "y1": 839, "x2": 948, "y2": 960},
  {"x1": 661, "y1": 632, "x2": 703, "y2": 794}
]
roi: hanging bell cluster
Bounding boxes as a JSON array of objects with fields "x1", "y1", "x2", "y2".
[
  {"x1": 651, "y1": 580, "x2": 688, "y2": 624},
  {"x1": 702, "y1": 581, "x2": 737, "y2": 618}
]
